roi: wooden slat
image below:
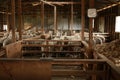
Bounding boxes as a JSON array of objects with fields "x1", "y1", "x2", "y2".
[
  {"x1": 22, "y1": 51, "x2": 82, "y2": 54},
  {"x1": 22, "y1": 44, "x2": 82, "y2": 47},
  {"x1": 52, "y1": 70, "x2": 106, "y2": 76},
  {"x1": 52, "y1": 59, "x2": 106, "y2": 65},
  {"x1": 22, "y1": 39, "x2": 82, "y2": 42}
]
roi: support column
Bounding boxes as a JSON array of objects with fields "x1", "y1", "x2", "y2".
[
  {"x1": 89, "y1": 0, "x2": 96, "y2": 80},
  {"x1": 6, "y1": 11, "x2": 9, "y2": 32},
  {"x1": 18, "y1": 0, "x2": 22, "y2": 40},
  {"x1": 54, "y1": 6, "x2": 57, "y2": 34},
  {"x1": 36, "y1": 16, "x2": 39, "y2": 32},
  {"x1": 11, "y1": 0, "x2": 16, "y2": 42},
  {"x1": 41, "y1": 2, "x2": 44, "y2": 33},
  {"x1": 81, "y1": 0, "x2": 85, "y2": 40},
  {"x1": 70, "y1": 3, "x2": 73, "y2": 34},
  {"x1": 89, "y1": 0, "x2": 94, "y2": 49},
  {"x1": 68, "y1": 11, "x2": 70, "y2": 31}
]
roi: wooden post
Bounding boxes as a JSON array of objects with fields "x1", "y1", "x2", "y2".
[
  {"x1": 89, "y1": 0, "x2": 94, "y2": 49},
  {"x1": 70, "y1": 3, "x2": 73, "y2": 34},
  {"x1": 68, "y1": 8, "x2": 70, "y2": 31},
  {"x1": 36, "y1": 16, "x2": 38, "y2": 32},
  {"x1": 41, "y1": 2, "x2": 44, "y2": 33},
  {"x1": 18, "y1": 0, "x2": 22, "y2": 40},
  {"x1": 11, "y1": 0, "x2": 16, "y2": 42},
  {"x1": 89, "y1": 1, "x2": 96, "y2": 80},
  {"x1": 22, "y1": 14, "x2": 24, "y2": 30},
  {"x1": 2, "y1": 14, "x2": 4, "y2": 31},
  {"x1": 6, "y1": 11, "x2": 9, "y2": 32},
  {"x1": 56, "y1": 7, "x2": 58, "y2": 34},
  {"x1": 54, "y1": 6, "x2": 57, "y2": 34},
  {"x1": 81, "y1": 0, "x2": 85, "y2": 40}
]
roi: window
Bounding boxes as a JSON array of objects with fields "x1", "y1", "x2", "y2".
[
  {"x1": 115, "y1": 16, "x2": 120, "y2": 32},
  {"x1": 3, "y1": 25, "x2": 8, "y2": 31}
]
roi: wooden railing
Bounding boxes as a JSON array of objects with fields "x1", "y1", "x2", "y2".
[
  {"x1": 52, "y1": 59, "x2": 108, "y2": 80},
  {"x1": 3, "y1": 39, "x2": 120, "y2": 80},
  {"x1": 4, "y1": 39, "x2": 87, "y2": 58},
  {"x1": 21, "y1": 39, "x2": 87, "y2": 58},
  {"x1": 0, "y1": 58, "x2": 108, "y2": 80},
  {"x1": 98, "y1": 54, "x2": 120, "y2": 80}
]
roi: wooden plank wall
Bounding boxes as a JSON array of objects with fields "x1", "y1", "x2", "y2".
[
  {"x1": 94, "y1": 6, "x2": 120, "y2": 40},
  {"x1": 0, "y1": 59, "x2": 51, "y2": 80}
]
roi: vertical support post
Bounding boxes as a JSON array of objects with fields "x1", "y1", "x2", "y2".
[
  {"x1": 89, "y1": 18, "x2": 93, "y2": 49},
  {"x1": 89, "y1": 0, "x2": 94, "y2": 49},
  {"x1": 81, "y1": 0, "x2": 85, "y2": 40},
  {"x1": 54, "y1": 6, "x2": 57, "y2": 34},
  {"x1": 89, "y1": 1, "x2": 97, "y2": 80},
  {"x1": 112, "y1": 15, "x2": 115, "y2": 40},
  {"x1": 68, "y1": 9, "x2": 70, "y2": 31},
  {"x1": 11, "y1": 0, "x2": 16, "y2": 42},
  {"x1": 41, "y1": 2, "x2": 44, "y2": 33},
  {"x1": 6, "y1": 11, "x2": 9, "y2": 32},
  {"x1": 22, "y1": 14, "x2": 24, "y2": 30},
  {"x1": 36, "y1": 18, "x2": 38, "y2": 32},
  {"x1": 70, "y1": 3, "x2": 73, "y2": 34},
  {"x1": 56, "y1": 7, "x2": 58, "y2": 34},
  {"x1": 92, "y1": 64, "x2": 97, "y2": 80},
  {"x1": 18, "y1": 0, "x2": 22, "y2": 40},
  {"x1": 2, "y1": 8, "x2": 5, "y2": 31}
]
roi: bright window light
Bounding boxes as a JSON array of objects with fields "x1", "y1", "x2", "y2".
[
  {"x1": 115, "y1": 16, "x2": 120, "y2": 32},
  {"x1": 3, "y1": 25, "x2": 8, "y2": 31}
]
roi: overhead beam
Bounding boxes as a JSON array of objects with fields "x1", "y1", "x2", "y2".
[
  {"x1": 41, "y1": 0, "x2": 55, "y2": 7},
  {"x1": 97, "y1": 1, "x2": 120, "y2": 12},
  {"x1": 48, "y1": 2, "x2": 81, "y2": 5},
  {"x1": 23, "y1": 1, "x2": 81, "y2": 5}
]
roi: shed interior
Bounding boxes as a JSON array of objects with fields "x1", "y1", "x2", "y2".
[{"x1": 0, "y1": 0, "x2": 120, "y2": 80}]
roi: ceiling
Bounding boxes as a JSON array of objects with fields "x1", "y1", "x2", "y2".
[{"x1": 0, "y1": 0, "x2": 120, "y2": 14}]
